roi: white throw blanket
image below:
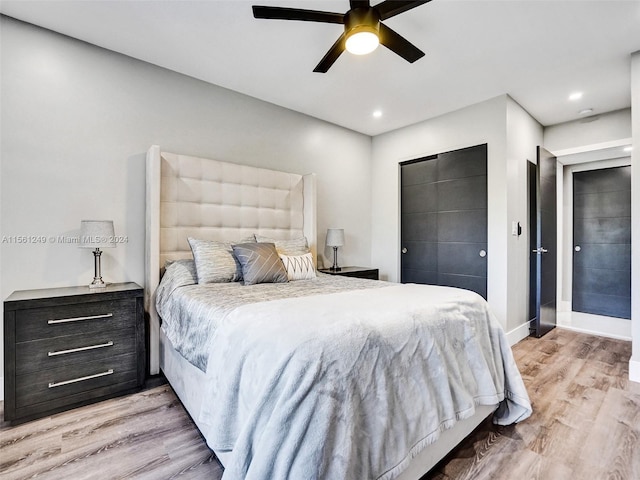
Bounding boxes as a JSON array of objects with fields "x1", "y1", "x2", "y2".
[{"x1": 199, "y1": 284, "x2": 532, "y2": 480}]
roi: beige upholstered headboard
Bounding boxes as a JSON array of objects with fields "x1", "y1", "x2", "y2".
[{"x1": 145, "y1": 145, "x2": 317, "y2": 374}]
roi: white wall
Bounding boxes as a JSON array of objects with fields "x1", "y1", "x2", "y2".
[
  {"x1": 0, "y1": 17, "x2": 373, "y2": 397},
  {"x1": 545, "y1": 108, "x2": 631, "y2": 154},
  {"x1": 370, "y1": 95, "x2": 542, "y2": 339},
  {"x1": 631, "y1": 51, "x2": 640, "y2": 383},
  {"x1": 505, "y1": 97, "x2": 544, "y2": 335}
]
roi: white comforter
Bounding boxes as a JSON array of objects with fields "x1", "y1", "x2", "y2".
[{"x1": 198, "y1": 283, "x2": 531, "y2": 480}]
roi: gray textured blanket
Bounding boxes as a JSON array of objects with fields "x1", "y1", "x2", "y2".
[
  {"x1": 194, "y1": 283, "x2": 531, "y2": 480},
  {"x1": 156, "y1": 265, "x2": 385, "y2": 371}
]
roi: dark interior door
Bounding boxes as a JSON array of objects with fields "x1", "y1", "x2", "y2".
[
  {"x1": 573, "y1": 166, "x2": 631, "y2": 318},
  {"x1": 532, "y1": 146, "x2": 557, "y2": 337},
  {"x1": 528, "y1": 161, "x2": 537, "y2": 328},
  {"x1": 401, "y1": 144, "x2": 487, "y2": 298}
]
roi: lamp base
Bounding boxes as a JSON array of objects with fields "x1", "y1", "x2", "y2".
[
  {"x1": 330, "y1": 246, "x2": 341, "y2": 272},
  {"x1": 88, "y1": 248, "x2": 108, "y2": 289}
]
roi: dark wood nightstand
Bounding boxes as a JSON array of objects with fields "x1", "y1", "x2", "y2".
[
  {"x1": 318, "y1": 266, "x2": 379, "y2": 280},
  {"x1": 3, "y1": 282, "x2": 145, "y2": 423}
]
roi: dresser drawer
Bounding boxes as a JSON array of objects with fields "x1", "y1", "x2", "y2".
[
  {"x1": 16, "y1": 327, "x2": 137, "y2": 375},
  {"x1": 4, "y1": 283, "x2": 145, "y2": 423},
  {"x1": 16, "y1": 298, "x2": 136, "y2": 342},
  {"x1": 16, "y1": 353, "x2": 138, "y2": 408}
]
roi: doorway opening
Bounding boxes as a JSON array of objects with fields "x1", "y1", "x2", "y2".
[{"x1": 556, "y1": 147, "x2": 632, "y2": 340}]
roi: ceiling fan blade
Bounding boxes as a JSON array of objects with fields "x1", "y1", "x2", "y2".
[
  {"x1": 349, "y1": 0, "x2": 371, "y2": 9},
  {"x1": 378, "y1": 23, "x2": 425, "y2": 63},
  {"x1": 313, "y1": 33, "x2": 347, "y2": 73},
  {"x1": 374, "y1": 0, "x2": 431, "y2": 21},
  {"x1": 252, "y1": 6, "x2": 344, "y2": 24}
]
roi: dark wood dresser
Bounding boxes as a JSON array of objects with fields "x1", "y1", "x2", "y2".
[
  {"x1": 3, "y1": 282, "x2": 145, "y2": 423},
  {"x1": 318, "y1": 266, "x2": 379, "y2": 280}
]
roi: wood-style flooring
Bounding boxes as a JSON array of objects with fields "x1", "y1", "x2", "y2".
[{"x1": 1, "y1": 328, "x2": 639, "y2": 480}]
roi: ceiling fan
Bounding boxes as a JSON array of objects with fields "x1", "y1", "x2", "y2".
[{"x1": 252, "y1": 1, "x2": 431, "y2": 73}]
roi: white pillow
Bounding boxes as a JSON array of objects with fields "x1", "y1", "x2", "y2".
[
  {"x1": 255, "y1": 235, "x2": 309, "y2": 256},
  {"x1": 279, "y1": 253, "x2": 316, "y2": 281}
]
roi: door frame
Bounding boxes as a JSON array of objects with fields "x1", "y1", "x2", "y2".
[
  {"x1": 560, "y1": 157, "x2": 632, "y2": 316},
  {"x1": 531, "y1": 146, "x2": 558, "y2": 337}
]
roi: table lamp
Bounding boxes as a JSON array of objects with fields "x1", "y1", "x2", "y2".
[
  {"x1": 79, "y1": 220, "x2": 116, "y2": 288},
  {"x1": 326, "y1": 228, "x2": 345, "y2": 272}
]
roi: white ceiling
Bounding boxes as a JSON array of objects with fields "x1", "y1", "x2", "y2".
[{"x1": 2, "y1": 0, "x2": 640, "y2": 136}]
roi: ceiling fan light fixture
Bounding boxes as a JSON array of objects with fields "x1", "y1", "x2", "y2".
[
  {"x1": 253, "y1": 1, "x2": 429, "y2": 72},
  {"x1": 345, "y1": 26, "x2": 379, "y2": 55}
]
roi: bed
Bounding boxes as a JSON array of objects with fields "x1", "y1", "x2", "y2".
[{"x1": 144, "y1": 145, "x2": 532, "y2": 480}]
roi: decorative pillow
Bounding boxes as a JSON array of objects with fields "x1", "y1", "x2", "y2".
[
  {"x1": 232, "y1": 243, "x2": 289, "y2": 286},
  {"x1": 279, "y1": 253, "x2": 316, "y2": 281},
  {"x1": 163, "y1": 259, "x2": 198, "y2": 286},
  {"x1": 187, "y1": 237, "x2": 242, "y2": 283},
  {"x1": 255, "y1": 235, "x2": 309, "y2": 256}
]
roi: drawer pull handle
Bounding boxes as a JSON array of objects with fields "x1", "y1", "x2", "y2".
[
  {"x1": 48, "y1": 313, "x2": 113, "y2": 325},
  {"x1": 48, "y1": 341, "x2": 114, "y2": 357},
  {"x1": 48, "y1": 369, "x2": 114, "y2": 388}
]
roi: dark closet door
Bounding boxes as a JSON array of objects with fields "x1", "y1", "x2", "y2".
[
  {"x1": 401, "y1": 144, "x2": 487, "y2": 299},
  {"x1": 532, "y1": 146, "x2": 557, "y2": 337},
  {"x1": 573, "y1": 166, "x2": 631, "y2": 319}
]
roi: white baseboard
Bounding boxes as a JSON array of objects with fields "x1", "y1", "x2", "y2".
[
  {"x1": 506, "y1": 322, "x2": 531, "y2": 346},
  {"x1": 630, "y1": 357, "x2": 640, "y2": 384},
  {"x1": 556, "y1": 311, "x2": 632, "y2": 341}
]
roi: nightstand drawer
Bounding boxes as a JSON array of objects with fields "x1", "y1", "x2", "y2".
[
  {"x1": 341, "y1": 269, "x2": 378, "y2": 280},
  {"x1": 16, "y1": 353, "x2": 138, "y2": 408},
  {"x1": 319, "y1": 267, "x2": 379, "y2": 280},
  {"x1": 16, "y1": 327, "x2": 136, "y2": 375},
  {"x1": 16, "y1": 298, "x2": 136, "y2": 342},
  {"x1": 4, "y1": 282, "x2": 145, "y2": 423}
]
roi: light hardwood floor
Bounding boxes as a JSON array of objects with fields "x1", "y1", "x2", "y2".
[{"x1": 2, "y1": 328, "x2": 639, "y2": 480}]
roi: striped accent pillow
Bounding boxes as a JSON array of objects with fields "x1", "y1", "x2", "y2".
[
  {"x1": 279, "y1": 253, "x2": 316, "y2": 281},
  {"x1": 232, "y1": 243, "x2": 289, "y2": 286},
  {"x1": 188, "y1": 237, "x2": 242, "y2": 283}
]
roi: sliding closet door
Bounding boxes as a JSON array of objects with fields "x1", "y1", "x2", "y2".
[
  {"x1": 401, "y1": 144, "x2": 487, "y2": 299},
  {"x1": 573, "y1": 166, "x2": 631, "y2": 318}
]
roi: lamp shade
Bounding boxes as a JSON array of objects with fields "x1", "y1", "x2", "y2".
[
  {"x1": 326, "y1": 228, "x2": 345, "y2": 247},
  {"x1": 79, "y1": 220, "x2": 116, "y2": 249}
]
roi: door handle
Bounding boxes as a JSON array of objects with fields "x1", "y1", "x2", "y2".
[
  {"x1": 479, "y1": 250, "x2": 487, "y2": 257},
  {"x1": 532, "y1": 247, "x2": 548, "y2": 254},
  {"x1": 401, "y1": 247, "x2": 407, "y2": 254},
  {"x1": 574, "y1": 245, "x2": 581, "y2": 252}
]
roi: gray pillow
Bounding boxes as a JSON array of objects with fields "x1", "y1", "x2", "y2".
[
  {"x1": 187, "y1": 237, "x2": 242, "y2": 283},
  {"x1": 255, "y1": 235, "x2": 309, "y2": 256},
  {"x1": 232, "y1": 243, "x2": 289, "y2": 286},
  {"x1": 163, "y1": 259, "x2": 198, "y2": 286}
]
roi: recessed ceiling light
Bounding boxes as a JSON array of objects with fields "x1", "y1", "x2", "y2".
[
  {"x1": 578, "y1": 108, "x2": 593, "y2": 115},
  {"x1": 569, "y1": 92, "x2": 583, "y2": 101},
  {"x1": 372, "y1": 110, "x2": 383, "y2": 118},
  {"x1": 623, "y1": 146, "x2": 633, "y2": 152}
]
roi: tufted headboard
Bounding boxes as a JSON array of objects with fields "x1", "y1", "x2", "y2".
[{"x1": 145, "y1": 145, "x2": 317, "y2": 374}]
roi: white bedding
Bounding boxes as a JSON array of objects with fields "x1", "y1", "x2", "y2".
[
  {"x1": 188, "y1": 283, "x2": 531, "y2": 480},
  {"x1": 156, "y1": 265, "x2": 385, "y2": 371}
]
